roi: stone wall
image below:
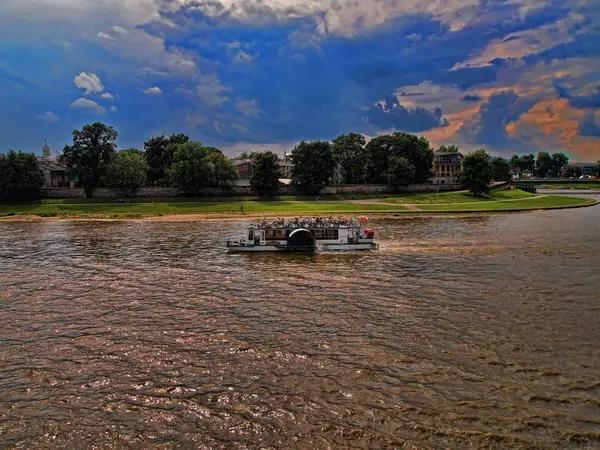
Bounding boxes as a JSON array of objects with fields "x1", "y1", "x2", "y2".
[{"x1": 42, "y1": 183, "x2": 463, "y2": 198}]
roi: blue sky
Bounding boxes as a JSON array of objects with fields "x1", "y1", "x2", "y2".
[{"x1": 1, "y1": 0, "x2": 599, "y2": 161}]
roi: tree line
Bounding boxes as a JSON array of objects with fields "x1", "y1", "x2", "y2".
[
  {"x1": 59, "y1": 123, "x2": 240, "y2": 198},
  {"x1": 2, "y1": 121, "x2": 599, "y2": 201},
  {"x1": 508, "y1": 152, "x2": 571, "y2": 177}
]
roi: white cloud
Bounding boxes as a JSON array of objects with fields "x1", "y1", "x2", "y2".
[
  {"x1": 143, "y1": 86, "x2": 162, "y2": 95},
  {"x1": 51, "y1": 39, "x2": 72, "y2": 50},
  {"x1": 70, "y1": 98, "x2": 106, "y2": 113},
  {"x1": 74, "y1": 72, "x2": 104, "y2": 95},
  {"x1": 236, "y1": 50, "x2": 255, "y2": 62},
  {"x1": 112, "y1": 25, "x2": 129, "y2": 35},
  {"x1": 109, "y1": 105, "x2": 118, "y2": 112},
  {"x1": 97, "y1": 31, "x2": 116, "y2": 41},
  {"x1": 195, "y1": 74, "x2": 225, "y2": 106},
  {"x1": 101, "y1": 92, "x2": 115, "y2": 100},
  {"x1": 236, "y1": 99, "x2": 261, "y2": 117},
  {"x1": 34, "y1": 111, "x2": 59, "y2": 123}
]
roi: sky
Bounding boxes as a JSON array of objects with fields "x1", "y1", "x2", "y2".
[{"x1": 1, "y1": 0, "x2": 599, "y2": 161}]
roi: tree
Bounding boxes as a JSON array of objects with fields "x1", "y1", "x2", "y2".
[
  {"x1": 144, "y1": 133, "x2": 189, "y2": 185},
  {"x1": 387, "y1": 156, "x2": 416, "y2": 190},
  {"x1": 551, "y1": 152, "x2": 569, "y2": 177},
  {"x1": 292, "y1": 141, "x2": 335, "y2": 194},
  {"x1": 536, "y1": 152, "x2": 553, "y2": 177},
  {"x1": 0, "y1": 150, "x2": 44, "y2": 201},
  {"x1": 437, "y1": 144, "x2": 460, "y2": 153},
  {"x1": 332, "y1": 132, "x2": 367, "y2": 184},
  {"x1": 234, "y1": 151, "x2": 250, "y2": 160},
  {"x1": 104, "y1": 150, "x2": 148, "y2": 196},
  {"x1": 365, "y1": 132, "x2": 433, "y2": 184},
  {"x1": 459, "y1": 149, "x2": 492, "y2": 195},
  {"x1": 509, "y1": 154, "x2": 520, "y2": 169},
  {"x1": 250, "y1": 151, "x2": 280, "y2": 196},
  {"x1": 520, "y1": 154, "x2": 535, "y2": 172},
  {"x1": 166, "y1": 142, "x2": 212, "y2": 195},
  {"x1": 208, "y1": 150, "x2": 239, "y2": 188},
  {"x1": 365, "y1": 134, "x2": 396, "y2": 183},
  {"x1": 597, "y1": 161, "x2": 600, "y2": 177},
  {"x1": 565, "y1": 166, "x2": 582, "y2": 178},
  {"x1": 491, "y1": 157, "x2": 512, "y2": 181},
  {"x1": 59, "y1": 122, "x2": 118, "y2": 198}
]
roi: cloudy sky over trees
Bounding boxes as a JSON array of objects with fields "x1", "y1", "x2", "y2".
[{"x1": 1, "y1": 0, "x2": 599, "y2": 160}]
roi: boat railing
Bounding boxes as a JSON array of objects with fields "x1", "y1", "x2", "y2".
[{"x1": 252, "y1": 218, "x2": 364, "y2": 230}]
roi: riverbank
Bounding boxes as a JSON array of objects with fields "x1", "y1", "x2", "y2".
[{"x1": 0, "y1": 190, "x2": 597, "y2": 221}]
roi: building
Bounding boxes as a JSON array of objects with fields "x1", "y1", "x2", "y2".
[
  {"x1": 37, "y1": 141, "x2": 72, "y2": 188},
  {"x1": 562, "y1": 162, "x2": 598, "y2": 177},
  {"x1": 280, "y1": 152, "x2": 294, "y2": 179},
  {"x1": 232, "y1": 155, "x2": 292, "y2": 187},
  {"x1": 234, "y1": 158, "x2": 253, "y2": 179},
  {"x1": 431, "y1": 151, "x2": 462, "y2": 185}
]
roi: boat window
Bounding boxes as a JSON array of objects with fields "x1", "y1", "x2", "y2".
[
  {"x1": 264, "y1": 229, "x2": 284, "y2": 240},
  {"x1": 325, "y1": 229, "x2": 339, "y2": 239},
  {"x1": 248, "y1": 229, "x2": 254, "y2": 240}
]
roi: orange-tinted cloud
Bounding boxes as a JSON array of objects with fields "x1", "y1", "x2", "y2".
[
  {"x1": 423, "y1": 105, "x2": 481, "y2": 147},
  {"x1": 506, "y1": 99, "x2": 600, "y2": 160},
  {"x1": 452, "y1": 13, "x2": 587, "y2": 70}
]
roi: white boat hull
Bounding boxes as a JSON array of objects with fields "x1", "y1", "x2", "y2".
[{"x1": 226, "y1": 242, "x2": 379, "y2": 253}]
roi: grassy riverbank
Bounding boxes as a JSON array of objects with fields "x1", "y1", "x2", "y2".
[
  {"x1": 384, "y1": 189, "x2": 533, "y2": 204},
  {"x1": 0, "y1": 190, "x2": 596, "y2": 219},
  {"x1": 514, "y1": 181, "x2": 600, "y2": 190}
]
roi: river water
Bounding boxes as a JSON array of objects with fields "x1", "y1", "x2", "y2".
[{"x1": 1, "y1": 199, "x2": 599, "y2": 449}]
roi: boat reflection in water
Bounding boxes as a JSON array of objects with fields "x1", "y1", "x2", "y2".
[{"x1": 226, "y1": 216, "x2": 379, "y2": 252}]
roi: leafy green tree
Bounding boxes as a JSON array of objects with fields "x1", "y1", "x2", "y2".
[
  {"x1": 509, "y1": 154, "x2": 520, "y2": 169},
  {"x1": 332, "y1": 132, "x2": 367, "y2": 184},
  {"x1": 365, "y1": 134, "x2": 396, "y2": 183},
  {"x1": 491, "y1": 157, "x2": 512, "y2": 181},
  {"x1": 596, "y1": 161, "x2": 600, "y2": 177},
  {"x1": 565, "y1": 166, "x2": 582, "y2": 178},
  {"x1": 250, "y1": 151, "x2": 280, "y2": 196},
  {"x1": 166, "y1": 142, "x2": 212, "y2": 195},
  {"x1": 0, "y1": 150, "x2": 44, "y2": 201},
  {"x1": 104, "y1": 150, "x2": 148, "y2": 196},
  {"x1": 437, "y1": 144, "x2": 460, "y2": 153},
  {"x1": 291, "y1": 141, "x2": 335, "y2": 195},
  {"x1": 208, "y1": 150, "x2": 239, "y2": 188},
  {"x1": 234, "y1": 151, "x2": 250, "y2": 160},
  {"x1": 536, "y1": 152, "x2": 553, "y2": 177},
  {"x1": 520, "y1": 154, "x2": 535, "y2": 172},
  {"x1": 365, "y1": 132, "x2": 433, "y2": 184},
  {"x1": 144, "y1": 133, "x2": 189, "y2": 185},
  {"x1": 387, "y1": 156, "x2": 416, "y2": 190},
  {"x1": 550, "y1": 152, "x2": 569, "y2": 177},
  {"x1": 459, "y1": 149, "x2": 492, "y2": 195},
  {"x1": 59, "y1": 122, "x2": 118, "y2": 198}
]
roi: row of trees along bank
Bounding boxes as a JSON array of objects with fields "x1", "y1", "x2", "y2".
[
  {"x1": 60, "y1": 123, "x2": 239, "y2": 198},
  {"x1": 2, "y1": 121, "x2": 573, "y2": 201}
]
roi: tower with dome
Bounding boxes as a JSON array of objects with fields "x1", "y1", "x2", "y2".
[
  {"x1": 42, "y1": 139, "x2": 52, "y2": 159},
  {"x1": 37, "y1": 140, "x2": 71, "y2": 188}
]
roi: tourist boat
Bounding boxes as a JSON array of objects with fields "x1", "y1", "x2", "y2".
[{"x1": 226, "y1": 216, "x2": 379, "y2": 252}]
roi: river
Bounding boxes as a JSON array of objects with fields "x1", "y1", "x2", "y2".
[{"x1": 1, "y1": 199, "x2": 599, "y2": 449}]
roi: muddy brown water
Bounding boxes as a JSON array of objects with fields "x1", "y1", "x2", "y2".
[{"x1": 1, "y1": 199, "x2": 599, "y2": 449}]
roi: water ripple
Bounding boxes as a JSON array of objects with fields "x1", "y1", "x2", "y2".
[{"x1": 1, "y1": 202, "x2": 600, "y2": 449}]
